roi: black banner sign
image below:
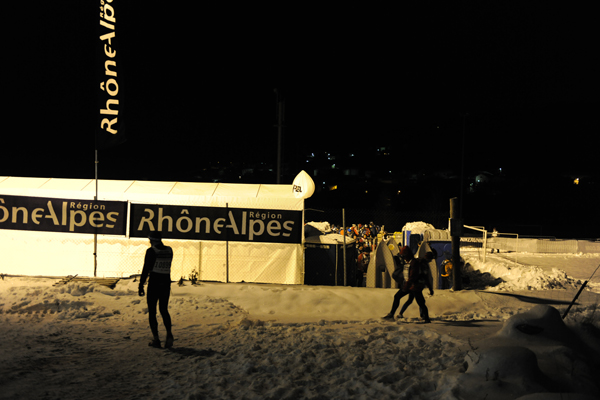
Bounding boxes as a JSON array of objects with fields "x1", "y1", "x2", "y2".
[
  {"x1": 130, "y1": 204, "x2": 303, "y2": 244},
  {"x1": 0, "y1": 195, "x2": 127, "y2": 235},
  {"x1": 97, "y1": 0, "x2": 127, "y2": 149}
]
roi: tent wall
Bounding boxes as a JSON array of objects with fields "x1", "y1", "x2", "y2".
[
  {"x1": 0, "y1": 230, "x2": 302, "y2": 283},
  {"x1": 198, "y1": 241, "x2": 302, "y2": 284},
  {"x1": 0, "y1": 177, "x2": 305, "y2": 283}
]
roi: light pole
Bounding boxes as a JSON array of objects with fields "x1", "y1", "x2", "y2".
[
  {"x1": 459, "y1": 112, "x2": 468, "y2": 219},
  {"x1": 274, "y1": 89, "x2": 285, "y2": 184}
]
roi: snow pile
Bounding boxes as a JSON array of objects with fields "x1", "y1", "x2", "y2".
[
  {"x1": 304, "y1": 221, "x2": 332, "y2": 237},
  {"x1": 402, "y1": 221, "x2": 436, "y2": 235},
  {"x1": 457, "y1": 304, "x2": 600, "y2": 400},
  {"x1": 463, "y1": 254, "x2": 582, "y2": 291},
  {"x1": 1, "y1": 253, "x2": 600, "y2": 399}
]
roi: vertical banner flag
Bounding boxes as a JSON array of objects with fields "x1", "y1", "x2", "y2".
[{"x1": 97, "y1": 0, "x2": 126, "y2": 149}]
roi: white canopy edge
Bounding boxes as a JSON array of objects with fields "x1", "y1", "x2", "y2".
[{"x1": 0, "y1": 176, "x2": 305, "y2": 210}]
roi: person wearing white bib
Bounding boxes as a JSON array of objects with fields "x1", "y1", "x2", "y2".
[{"x1": 139, "y1": 231, "x2": 174, "y2": 348}]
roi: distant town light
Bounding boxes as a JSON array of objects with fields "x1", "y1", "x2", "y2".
[{"x1": 574, "y1": 178, "x2": 580, "y2": 185}]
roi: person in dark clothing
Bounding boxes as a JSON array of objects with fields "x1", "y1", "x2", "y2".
[
  {"x1": 383, "y1": 246, "x2": 413, "y2": 320},
  {"x1": 356, "y1": 245, "x2": 370, "y2": 287},
  {"x1": 403, "y1": 251, "x2": 434, "y2": 322},
  {"x1": 139, "y1": 231, "x2": 174, "y2": 348},
  {"x1": 383, "y1": 247, "x2": 434, "y2": 322}
]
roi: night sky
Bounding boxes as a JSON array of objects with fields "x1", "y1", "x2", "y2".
[{"x1": 4, "y1": 3, "x2": 597, "y2": 236}]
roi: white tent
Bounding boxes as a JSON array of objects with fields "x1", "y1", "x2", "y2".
[{"x1": 0, "y1": 175, "x2": 312, "y2": 284}]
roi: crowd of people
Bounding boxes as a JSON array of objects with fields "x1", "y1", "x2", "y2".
[
  {"x1": 310, "y1": 221, "x2": 456, "y2": 294},
  {"x1": 330, "y1": 222, "x2": 383, "y2": 287}
]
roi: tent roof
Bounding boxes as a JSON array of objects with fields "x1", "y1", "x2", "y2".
[{"x1": 0, "y1": 176, "x2": 305, "y2": 210}]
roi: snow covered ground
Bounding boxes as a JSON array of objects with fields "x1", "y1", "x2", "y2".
[{"x1": 1, "y1": 250, "x2": 599, "y2": 400}]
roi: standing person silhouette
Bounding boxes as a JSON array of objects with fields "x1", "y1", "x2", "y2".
[{"x1": 138, "y1": 231, "x2": 175, "y2": 348}]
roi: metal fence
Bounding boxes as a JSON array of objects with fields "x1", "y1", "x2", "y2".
[{"x1": 486, "y1": 236, "x2": 600, "y2": 254}]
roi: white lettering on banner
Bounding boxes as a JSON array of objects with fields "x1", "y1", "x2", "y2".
[
  {"x1": 0, "y1": 197, "x2": 122, "y2": 233},
  {"x1": 31, "y1": 208, "x2": 44, "y2": 224},
  {"x1": 266, "y1": 220, "x2": 281, "y2": 236},
  {"x1": 44, "y1": 201, "x2": 60, "y2": 225},
  {"x1": 70, "y1": 202, "x2": 106, "y2": 211},
  {"x1": 248, "y1": 220, "x2": 264, "y2": 240},
  {"x1": 196, "y1": 217, "x2": 210, "y2": 233},
  {"x1": 136, "y1": 207, "x2": 297, "y2": 241},
  {"x1": 99, "y1": 0, "x2": 119, "y2": 135},
  {"x1": 176, "y1": 210, "x2": 193, "y2": 233},
  {"x1": 158, "y1": 208, "x2": 172, "y2": 232},
  {"x1": 248, "y1": 211, "x2": 283, "y2": 220},
  {"x1": 137, "y1": 208, "x2": 155, "y2": 231},
  {"x1": 213, "y1": 218, "x2": 226, "y2": 235},
  {"x1": 282, "y1": 221, "x2": 294, "y2": 237},
  {"x1": 226, "y1": 211, "x2": 239, "y2": 235},
  {"x1": 12, "y1": 207, "x2": 28, "y2": 223}
]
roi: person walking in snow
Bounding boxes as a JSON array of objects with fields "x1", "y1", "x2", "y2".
[
  {"x1": 383, "y1": 247, "x2": 433, "y2": 322},
  {"x1": 401, "y1": 251, "x2": 434, "y2": 321},
  {"x1": 383, "y1": 246, "x2": 414, "y2": 320},
  {"x1": 139, "y1": 231, "x2": 175, "y2": 348}
]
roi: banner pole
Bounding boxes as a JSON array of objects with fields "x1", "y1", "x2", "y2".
[
  {"x1": 226, "y1": 202, "x2": 229, "y2": 283},
  {"x1": 343, "y1": 208, "x2": 347, "y2": 286},
  {"x1": 94, "y1": 149, "x2": 98, "y2": 277}
]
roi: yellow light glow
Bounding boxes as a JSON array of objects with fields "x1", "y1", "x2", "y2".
[{"x1": 574, "y1": 178, "x2": 580, "y2": 185}]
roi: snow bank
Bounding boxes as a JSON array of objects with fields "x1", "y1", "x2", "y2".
[{"x1": 463, "y1": 254, "x2": 582, "y2": 291}]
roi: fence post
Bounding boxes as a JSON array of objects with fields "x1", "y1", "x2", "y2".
[{"x1": 482, "y1": 229, "x2": 487, "y2": 263}]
